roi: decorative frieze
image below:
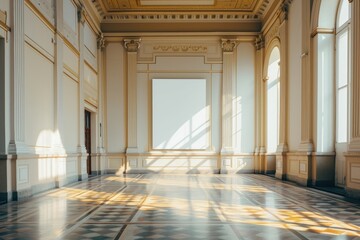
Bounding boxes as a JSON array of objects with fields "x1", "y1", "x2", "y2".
[
  {"x1": 124, "y1": 38, "x2": 141, "y2": 52},
  {"x1": 153, "y1": 45, "x2": 208, "y2": 53}
]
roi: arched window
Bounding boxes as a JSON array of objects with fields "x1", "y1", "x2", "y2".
[
  {"x1": 335, "y1": 0, "x2": 351, "y2": 186},
  {"x1": 336, "y1": 0, "x2": 351, "y2": 143},
  {"x1": 267, "y1": 47, "x2": 280, "y2": 153}
]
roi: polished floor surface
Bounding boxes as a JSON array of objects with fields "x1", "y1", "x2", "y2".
[{"x1": 0, "y1": 174, "x2": 360, "y2": 240}]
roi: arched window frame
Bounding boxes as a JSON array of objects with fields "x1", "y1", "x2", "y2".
[
  {"x1": 266, "y1": 46, "x2": 281, "y2": 153},
  {"x1": 335, "y1": 0, "x2": 351, "y2": 143}
]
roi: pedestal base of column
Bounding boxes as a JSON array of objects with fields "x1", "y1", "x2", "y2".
[
  {"x1": 77, "y1": 145, "x2": 88, "y2": 181},
  {"x1": 275, "y1": 152, "x2": 287, "y2": 180},
  {"x1": 286, "y1": 152, "x2": 312, "y2": 186},
  {"x1": 276, "y1": 143, "x2": 288, "y2": 153},
  {"x1": 348, "y1": 138, "x2": 360, "y2": 152},
  {"x1": 126, "y1": 147, "x2": 139, "y2": 154},
  {"x1": 8, "y1": 141, "x2": 30, "y2": 155},
  {"x1": 297, "y1": 141, "x2": 314, "y2": 153},
  {"x1": 345, "y1": 152, "x2": 360, "y2": 198},
  {"x1": 311, "y1": 152, "x2": 335, "y2": 186}
]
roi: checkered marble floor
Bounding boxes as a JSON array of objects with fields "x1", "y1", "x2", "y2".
[{"x1": 0, "y1": 174, "x2": 359, "y2": 240}]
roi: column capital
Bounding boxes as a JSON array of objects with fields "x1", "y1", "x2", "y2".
[
  {"x1": 279, "y1": 2, "x2": 289, "y2": 23},
  {"x1": 77, "y1": 2, "x2": 86, "y2": 25},
  {"x1": 124, "y1": 38, "x2": 141, "y2": 52},
  {"x1": 348, "y1": 0, "x2": 353, "y2": 3},
  {"x1": 97, "y1": 33, "x2": 106, "y2": 50},
  {"x1": 221, "y1": 39, "x2": 239, "y2": 53},
  {"x1": 255, "y1": 35, "x2": 264, "y2": 50}
]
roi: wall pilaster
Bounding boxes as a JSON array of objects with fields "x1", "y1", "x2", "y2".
[
  {"x1": 255, "y1": 35, "x2": 265, "y2": 173},
  {"x1": 9, "y1": 0, "x2": 28, "y2": 154},
  {"x1": 96, "y1": 33, "x2": 106, "y2": 174},
  {"x1": 348, "y1": 0, "x2": 360, "y2": 151},
  {"x1": 220, "y1": 39, "x2": 238, "y2": 173},
  {"x1": 298, "y1": 0, "x2": 314, "y2": 153},
  {"x1": 77, "y1": 3, "x2": 88, "y2": 180},
  {"x1": 124, "y1": 38, "x2": 141, "y2": 154},
  {"x1": 275, "y1": 3, "x2": 289, "y2": 179},
  {"x1": 345, "y1": 0, "x2": 360, "y2": 198},
  {"x1": 277, "y1": 3, "x2": 289, "y2": 154}
]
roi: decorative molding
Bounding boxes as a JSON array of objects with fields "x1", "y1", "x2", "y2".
[
  {"x1": 221, "y1": 39, "x2": 238, "y2": 52},
  {"x1": 153, "y1": 44, "x2": 208, "y2": 53},
  {"x1": 348, "y1": 0, "x2": 353, "y2": 3},
  {"x1": 124, "y1": 38, "x2": 141, "y2": 52},
  {"x1": 264, "y1": 18, "x2": 280, "y2": 47}
]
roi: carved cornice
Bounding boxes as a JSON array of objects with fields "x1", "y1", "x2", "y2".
[
  {"x1": 255, "y1": 34, "x2": 264, "y2": 50},
  {"x1": 153, "y1": 45, "x2": 208, "y2": 53},
  {"x1": 103, "y1": 13, "x2": 260, "y2": 23},
  {"x1": 124, "y1": 38, "x2": 141, "y2": 52},
  {"x1": 221, "y1": 39, "x2": 239, "y2": 52},
  {"x1": 97, "y1": 33, "x2": 106, "y2": 50}
]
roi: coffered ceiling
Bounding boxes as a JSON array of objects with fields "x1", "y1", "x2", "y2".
[{"x1": 91, "y1": 0, "x2": 278, "y2": 33}]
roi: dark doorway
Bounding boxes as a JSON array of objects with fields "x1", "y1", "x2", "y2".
[{"x1": 85, "y1": 110, "x2": 91, "y2": 175}]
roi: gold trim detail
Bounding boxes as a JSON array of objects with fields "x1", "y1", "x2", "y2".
[
  {"x1": 85, "y1": 60, "x2": 98, "y2": 74},
  {"x1": 61, "y1": 34, "x2": 80, "y2": 56},
  {"x1": 63, "y1": 65, "x2": 79, "y2": 82},
  {"x1": 85, "y1": 99, "x2": 98, "y2": 109},
  {"x1": 25, "y1": 39, "x2": 55, "y2": 63}
]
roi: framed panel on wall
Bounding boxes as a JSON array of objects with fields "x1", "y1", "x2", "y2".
[{"x1": 152, "y1": 79, "x2": 210, "y2": 150}]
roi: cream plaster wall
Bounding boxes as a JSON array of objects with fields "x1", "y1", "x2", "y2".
[
  {"x1": 24, "y1": 44, "x2": 54, "y2": 149},
  {"x1": 287, "y1": 0, "x2": 302, "y2": 151},
  {"x1": 62, "y1": 75, "x2": 79, "y2": 152}
]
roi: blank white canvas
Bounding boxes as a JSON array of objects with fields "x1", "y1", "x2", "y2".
[{"x1": 152, "y1": 79, "x2": 209, "y2": 150}]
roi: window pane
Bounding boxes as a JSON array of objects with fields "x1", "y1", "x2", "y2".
[
  {"x1": 267, "y1": 82, "x2": 279, "y2": 152},
  {"x1": 338, "y1": 0, "x2": 350, "y2": 27},
  {"x1": 268, "y1": 61, "x2": 280, "y2": 84},
  {"x1": 337, "y1": 31, "x2": 348, "y2": 88},
  {"x1": 337, "y1": 87, "x2": 347, "y2": 143}
]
